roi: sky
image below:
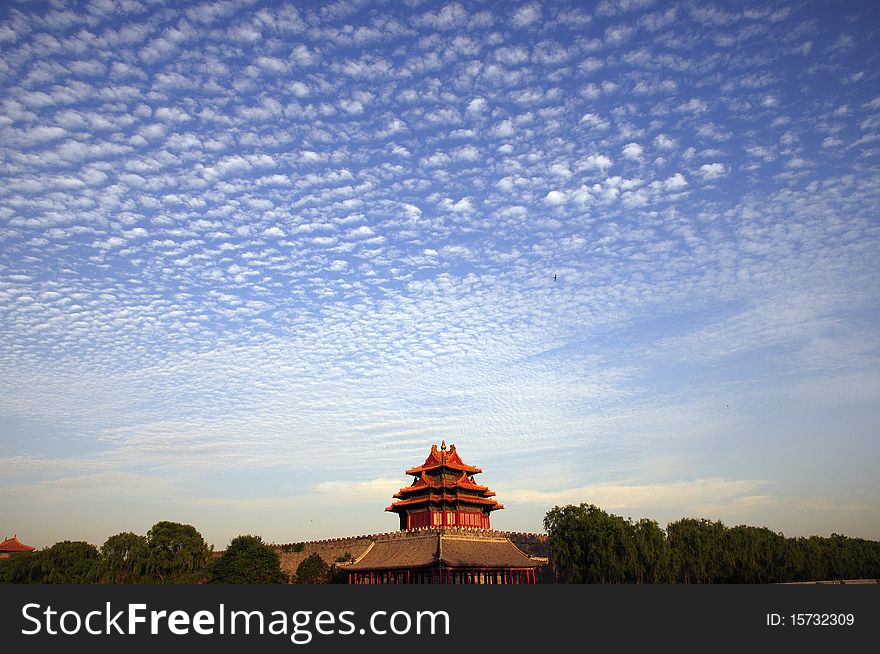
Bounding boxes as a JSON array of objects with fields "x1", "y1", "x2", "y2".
[{"x1": 1, "y1": 0, "x2": 879, "y2": 550}]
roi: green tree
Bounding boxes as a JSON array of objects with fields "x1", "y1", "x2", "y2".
[
  {"x1": 722, "y1": 526, "x2": 786, "y2": 583},
  {"x1": 543, "y1": 503, "x2": 590, "y2": 583},
  {"x1": 94, "y1": 532, "x2": 151, "y2": 584},
  {"x1": 799, "y1": 536, "x2": 828, "y2": 581},
  {"x1": 778, "y1": 536, "x2": 806, "y2": 582},
  {"x1": 328, "y1": 564, "x2": 349, "y2": 584},
  {"x1": 210, "y1": 535, "x2": 287, "y2": 584},
  {"x1": 40, "y1": 541, "x2": 99, "y2": 583},
  {"x1": 146, "y1": 521, "x2": 211, "y2": 583},
  {"x1": 295, "y1": 553, "x2": 330, "y2": 584},
  {"x1": 0, "y1": 551, "x2": 46, "y2": 584},
  {"x1": 543, "y1": 503, "x2": 634, "y2": 583},
  {"x1": 667, "y1": 518, "x2": 727, "y2": 583},
  {"x1": 543, "y1": 504, "x2": 880, "y2": 584},
  {"x1": 631, "y1": 518, "x2": 671, "y2": 583}
]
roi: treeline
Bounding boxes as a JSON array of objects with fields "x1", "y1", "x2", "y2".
[
  {"x1": 544, "y1": 503, "x2": 880, "y2": 583},
  {"x1": 0, "y1": 522, "x2": 345, "y2": 584}
]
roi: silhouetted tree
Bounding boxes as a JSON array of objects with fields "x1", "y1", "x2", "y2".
[
  {"x1": 210, "y1": 535, "x2": 287, "y2": 584},
  {"x1": 295, "y1": 553, "x2": 330, "y2": 584}
]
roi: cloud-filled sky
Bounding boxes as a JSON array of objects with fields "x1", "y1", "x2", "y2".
[{"x1": 1, "y1": 0, "x2": 879, "y2": 549}]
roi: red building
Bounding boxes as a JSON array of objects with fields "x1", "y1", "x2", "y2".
[
  {"x1": 386, "y1": 440, "x2": 503, "y2": 530},
  {"x1": 347, "y1": 442, "x2": 541, "y2": 584},
  {"x1": 0, "y1": 535, "x2": 36, "y2": 558}
]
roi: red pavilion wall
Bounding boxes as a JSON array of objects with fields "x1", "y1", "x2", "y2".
[{"x1": 405, "y1": 510, "x2": 490, "y2": 529}]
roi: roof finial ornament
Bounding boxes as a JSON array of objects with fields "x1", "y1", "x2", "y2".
[{"x1": 440, "y1": 439, "x2": 447, "y2": 450}]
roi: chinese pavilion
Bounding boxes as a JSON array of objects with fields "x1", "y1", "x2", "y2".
[
  {"x1": 386, "y1": 440, "x2": 503, "y2": 530},
  {"x1": 346, "y1": 441, "x2": 541, "y2": 584},
  {"x1": 0, "y1": 535, "x2": 36, "y2": 558}
]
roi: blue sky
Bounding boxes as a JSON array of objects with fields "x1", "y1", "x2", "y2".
[{"x1": 1, "y1": 0, "x2": 879, "y2": 549}]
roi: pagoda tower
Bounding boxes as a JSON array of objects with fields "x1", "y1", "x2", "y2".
[
  {"x1": 386, "y1": 441, "x2": 504, "y2": 530},
  {"x1": 0, "y1": 535, "x2": 36, "y2": 559}
]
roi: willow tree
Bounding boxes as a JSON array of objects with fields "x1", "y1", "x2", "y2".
[
  {"x1": 210, "y1": 535, "x2": 287, "y2": 584},
  {"x1": 94, "y1": 532, "x2": 151, "y2": 584},
  {"x1": 543, "y1": 503, "x2": 634, "y2": 583},
  {"x1": 146, "y1": 521, "x2": 211, "y2": 583}
]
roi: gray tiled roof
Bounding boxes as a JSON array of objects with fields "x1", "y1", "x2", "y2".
[{"x1": 347, "y1": 528, "x2": 539, "y2": 570}]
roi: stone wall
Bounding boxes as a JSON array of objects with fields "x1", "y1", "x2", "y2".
[{"x1": 275, "y1": 535, "x2": 376, "y2": 580}]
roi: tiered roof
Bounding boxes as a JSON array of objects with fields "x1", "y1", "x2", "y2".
[
  {"x1": 0, "y1": 535, "x2": 36, "y2": 553},
  {"x1": 404, "y1": 442, "x2": 482, "y2": 475},
  {"x1": 348, "y1": 528, "x2": 539, "y2": 571},
  {"x1": 386, "y1": 441, "x2": 504, "y2": 520}
]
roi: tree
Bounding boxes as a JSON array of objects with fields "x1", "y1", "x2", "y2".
[
  {"x1": 210, "y1": 535, "x2": 287, "y2": 584},
  {"x1": 295, "y1": 553, "x2": 330, "y2": 584},
  {"x1": 543, "y1": 503, "x2": 880, "y2": 584},
  {"x1": 146, "y1": 521, "x2": 211, "y2": 583},
  {"x1": 631, "y1": 518, "x2": 671, "y2": 583},
  {"x1": 543, "y1": 503, "x2": 634, "y2": 583},
  {"x1": 667, "y1": 518, "x2": 727, "y2": 583},
  {"x1": 722, "y1": 525, "x2": 786, "y2": 583},
  {"x1": 94, "y1": 532, "x2": 151, "y2": 584},
  {"x1": 0, "y1": 551, "x2": 46, "y2": 584},
  {"x1": 41, "y1": 541, "x2": 99, "y2": 583}
]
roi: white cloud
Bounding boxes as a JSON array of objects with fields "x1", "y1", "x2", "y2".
[
  {"x1": 605, "y1": 24, "x2": 635, "y2": 44},
  {"x1": 676, "y1": 98, "x2": 709, "y2": 114},
  {"x1": 549, "y1": 163, "x2": 572, "y2": 178},
  {"x1": 314, "y1": 477, "x2": 402, "y2": 504},
  {"x1": 511, "y1": 2, "x2": 542, "y2": 28},
  {"x1": 698, "y1": 162, "x2": 727, "y2": 180},
  {"x1": 597, "y1": 0, "x2": 656, "y2": 17},
  {"x1": 452, "y1": 145, "x2": 480, "y2": 161},
  {"x1": 502, "y1": 478, "x2": 769, "y2": 513},
  {"x1": 1, "y1": 0, "x2": 878, "y2": 546},
  {"x1": 654, "y1": 134, "x2": 677, "y2": 150},
  {"x1": 622, "y1": 142, "x2": 644, "y2": 160},
  {"x1": 419, "y1": 2, "x2": 470, "y2": 31},
  {"x1": 580, "y1": 112, "x2": 609, "y2": 129},
  {"x1": 124, "y1": 227, "x2": 149, "y2": 239},
  {"x1": 422, "y1": 151, "x2": 451, "y2": 167},
  {"x1": 444, "y1": 197, "x2": 474, "y2": 213},
  {"x1": 466, "y1": 97, "x2": 487, "y2": 116},
  {"x1": 581, "y1": 153, "x2": 614, "y2": 171},
  {"x1": 660, "y1": 173, "x2": 686, "y2": 191},
  {"x1": 544, "y1": 190, "x2": 567, "y2": 205},
  {"x1": 490, "y1": 119, "x2": 515, "y2": 138},
  {"x1": 5, "y1": 472, "x2": 181, "y2": 502}
]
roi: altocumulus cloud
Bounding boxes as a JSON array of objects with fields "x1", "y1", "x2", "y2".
[{"x1": 1, "y1": 0, "x2": 879, "y2": 546}]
